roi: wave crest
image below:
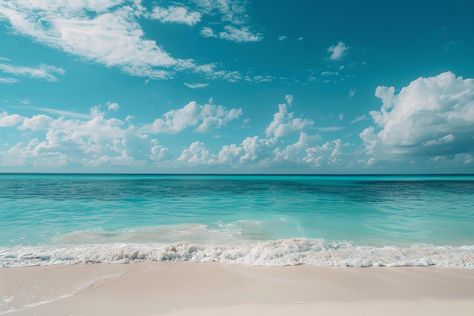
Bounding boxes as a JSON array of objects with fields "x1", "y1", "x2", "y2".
[{"x1": 1, "y1": 238, "x2": 473, "y2": 268}]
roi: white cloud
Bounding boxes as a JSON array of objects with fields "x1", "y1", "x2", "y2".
[
  {"x1": 285, "y1": 94, "x2": 294, "y2": 106},
  {"x1": 107, "y1": 102, "x2": 120, "y2": 111},
  {"x1": 184, "y1": 82, "x2": 209, "y2": 89},
  {"x1": 273, "y1": 132, "x2": 310, "y2": 161},
  {"x1": 176, "y1": 131, "x2": 348, "y2": 169},
  {"x1": 201, "y1": 25, "x2": 262, "y2": 43},
  {"x1": 278, "y1": 35, "x2": 287, "y2": 41},
  {"x1": 217, "y1": 136, "x2": 276, "y2": 164},
  {"x1": 321, "y1": 71, "x2": 339, "y2": 76},
  {"x1": 2, "y1": 139, "x2": 68, "y2": 167},
  {"x1": 0, "y1": 1, "x2": 181, "y2": 79},
  {"x1": 28, "y1": 107, "x2": 91, "y2": 119},
  {"x1": 143, "y1": 101, "x2": 199, "y2": 134},
  {"x1": 20, "y1": 114, "x2": 52, "y2": 131},
  {"x1": 327, "y1": 41, "x2": 348, "y2": 61},
  {"x1": 195, "y1": 102, "x2": 242, "y2": 133},
  {"x1": 150, "y1": 5, "x2": 201, "y2": 26},
  {"x1": 192, "y1": 63, "x2": 242, "y2": 83},
  {"x1": 423, "y1": 134, "x2": 455, "y2": 146},
  {"x1": 200, "y1": 26, "x2": 216, "y2": 38},
  {"x1": 211, "y1": 131, "x2": 346, "y2": 168},
  {"x1": 200, "y1": 25, "x2": 263, "y2": 43},
  {"x1": 0, "y1": 106, "x2": 140, "y2": 167},
  {"x1": 350, "y1": 114, "x2": 368, "y2": 124},
  {"x1": 218, "y1": 25, "x2": 262, "y2": 43},
  {"x1": 150, "y1": 139, "x2": 168, "y2": 162},
  {"x1": 304, "y1": 139, "x2": 344, "y2": 166},
  {"x1": 315, "y1": 126, "x2": 343, "y2": 133},
  {"x1": 360, "y1": 71, "x2": 474, "y2": 160},
  {"x1": 0, "y1": 112, "x2": 23, "y2": 127},
  {"x1": 192, "y1": 0, "x2": 249, "y2": 25},
  {"x1": 0, "y1": 1, "x2": 263, "y2": 81},
  {"x1": 0, "y1": 77, "x2": 19, "y2": 84},
  {"x1": 0, "y1": 63, "x2": 64, "y2": 82},
  {"x1": 244, "y1": 75, "x2": 275, "y2": 83},
  {"x1": 265, "y1": 98, "x2": 312, "y2": 138},
  {"x1": 0, "y1": 96, "x2": 352, "y2": 170},
  {"x1": 430, "y1": 153, "x2": 473, "y2": 166},
  {"x1": 142, "y1": 100, "x2": 242, "y2": 134},
  {"x1": 178, "y1": 141, "x2": 212, "y2": 164}
]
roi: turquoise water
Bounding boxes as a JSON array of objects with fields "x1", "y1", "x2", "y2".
[{"x1": 1, "y1": 174, "x2": 474, "y2": 267}]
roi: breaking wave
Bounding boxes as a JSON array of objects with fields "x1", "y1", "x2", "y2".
[{"x1": 1, "y1": 238, "x2": 473, "y2": 268}]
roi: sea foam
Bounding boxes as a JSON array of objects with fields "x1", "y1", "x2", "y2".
[{"x1": 1, "y1": 238, "x2": 473, "y2": 268}]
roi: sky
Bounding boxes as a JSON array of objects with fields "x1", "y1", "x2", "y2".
[{"x1": 0, "y1": 0, "x2": 473, "y2": 173}]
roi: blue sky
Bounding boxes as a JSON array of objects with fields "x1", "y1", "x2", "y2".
[{"x1": 0, "y1": 0, "x2": 473, "y2": 173}]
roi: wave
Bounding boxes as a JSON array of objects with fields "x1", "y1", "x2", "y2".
[
  {"x1": 50, "y1": 221, "x2": 271, "y2": 245},
  {"x1": 1, "y1": 238, "x2": 473, "y2": 268}
]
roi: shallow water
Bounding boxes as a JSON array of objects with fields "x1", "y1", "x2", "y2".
[{"x1": 1, "y1": 174, "x2": 473, "y2": 267}]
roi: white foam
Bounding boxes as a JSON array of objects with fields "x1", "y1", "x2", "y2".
[{"x1": 1, "y1": 239, "x2": 473, "y2": 268}]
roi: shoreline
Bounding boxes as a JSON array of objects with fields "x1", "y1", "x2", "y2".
[
  {"x1": 1, "y1": 262, "x2": 473, "y2": 315},
  {"x1": 2, "y1": 238, "x2": 473, "y2": 268}
]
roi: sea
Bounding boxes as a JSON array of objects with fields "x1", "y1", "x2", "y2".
[{"x1": 1, "y1": 174, "x2": 473, "y2": 268}]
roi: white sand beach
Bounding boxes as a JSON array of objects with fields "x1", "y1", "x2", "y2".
[{"x1": 1, "y1": 263, "x2": 473, "y2": 315}]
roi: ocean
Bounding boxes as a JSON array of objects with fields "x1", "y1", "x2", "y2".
[{"x1": 1, "y1": 174, "x2": 473, "y2": 268}]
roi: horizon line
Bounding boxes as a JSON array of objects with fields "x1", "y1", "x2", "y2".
[{"x1": 0, "y1": 172, "x2": 473, "y2": 176}]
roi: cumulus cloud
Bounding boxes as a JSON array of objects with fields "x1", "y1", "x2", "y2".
[
  {"x1": 142, "y1": 100, "x2": 242, "y2": 134},
  {"x1": 0, "y1": 112, "x2": 23, "y2": 127},
  {"x1": 173, "y1": 101, "x2": 348, "y2": 168},
  {"x1": 178, "y1": 141, "x2": 212, "y2": 164},
  {"x1": 3, "y1": 140, "x2": 68, "y2": 167},
  {"x1": 181, "y1": 131, "x2": 347, "y2": 168},
  {"x1": 150, "y1": 139, "x2": 168, "y2": 162},
  {"x1": 217, "y1": 136, "x2": 276, "y2": 164},
  {"x1": 0, "y1": 97, "x2": 353, "y2": 170},
  {"x1": 0, "y1": 107, "x2": 141, "y2": 167},
  {"x1": 303, "y1": 139, "x2": 344, "y2": 166},
  {"x1": 273, "y1": 132, "x2": 311, "y2": 162},
  {"x1": 327, "y1": 41, "x2": 348, "y2": 61},
  {"x1": 0, "y1": 63, "x2": 64, "y2": 82},
  {"x1": 360, "y1": 71, "x2": 474, "y2": 161},
  {"x1": 265, "y1": 97, "x2": 312, "y2": 138},
  {"x1": 271, "y1": 132, "x2": 345, "y2": 166}
]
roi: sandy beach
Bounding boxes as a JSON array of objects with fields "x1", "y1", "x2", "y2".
[{"x1": 1, "y1": 263, "x2": 473, "y2": 315}]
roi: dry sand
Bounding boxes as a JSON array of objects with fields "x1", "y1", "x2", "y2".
[{"x1": 1, "y1": 263, "x2": 473, "y2": 315}]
